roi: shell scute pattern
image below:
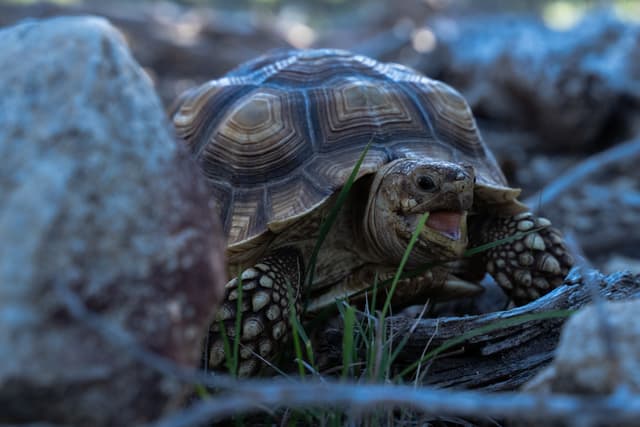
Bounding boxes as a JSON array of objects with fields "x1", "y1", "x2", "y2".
[
  {"x1": 203, "y1": 87, "x2": 310, "y2": 185},
  {"x1": 172, "y1": 49, "x2": 503, "y2": 246}
]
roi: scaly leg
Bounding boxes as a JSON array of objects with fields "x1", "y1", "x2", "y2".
[
  {"x1": 472, "y1": 212, "x2": 574, "y2": 305},
  {"x1": 205, "y1": 247, "x2": 304, "y2": 376}
]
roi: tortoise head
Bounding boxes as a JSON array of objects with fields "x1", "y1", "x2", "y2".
[{"x1": 364, "y1": 158, "x2": 474, "y2": 266}]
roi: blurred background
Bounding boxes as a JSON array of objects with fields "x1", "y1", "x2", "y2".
[{"x1": 2, "y1": 0, "x2": 639, "y2": 272}]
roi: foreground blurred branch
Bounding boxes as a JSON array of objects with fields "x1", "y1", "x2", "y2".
[{"x1": 147, "y1": 380, "x2": 640, "y2": 427}]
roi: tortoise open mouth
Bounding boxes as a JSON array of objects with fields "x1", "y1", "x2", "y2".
[{"x1": 425, "y1": 211, "x2": 466, "y2": 241}]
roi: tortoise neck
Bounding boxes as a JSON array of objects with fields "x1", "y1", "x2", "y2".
[{"x1": 362, "y1": 161, "x2": 407, "y2": 265}]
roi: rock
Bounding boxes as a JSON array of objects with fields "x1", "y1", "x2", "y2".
[
  {"x1": 0, "y1": 15, "x2": 226, "y2": 426},
  {"x1": 603, "y1": 255, "x2": 640, "y2": 275},
  {"x1": 524, "y1": 291, "x2": 640, "y2": 395},
  {"x1": 526, "y1": 138, "x2": 640, "y2": 268},
  {"x1": 0, "y1": 1, "x2": 291, "y2": 106},
  {"x1": 417, "y1": 12, "x2": 640, "y2": 153}
]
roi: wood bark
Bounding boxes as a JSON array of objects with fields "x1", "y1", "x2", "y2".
[{"x1": 318, "y1": 270, "x2": 640, "y2": 391}]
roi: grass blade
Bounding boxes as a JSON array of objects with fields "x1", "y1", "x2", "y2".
[
  {"x1": 287, "y1": 280, "x2": 307, "y2": 379},
  {"x1": 341, "y1": 303, "x2": 356, "y2": 379},
  {"x1": 380, "y1": 212, "x2": 430, "y2": 320},
  {"x1": 463, "y1": 226, "x2": 548, "y2": 258},
  {"x1": 218, "y1": 271, "x2": 244, "y2": 376},
  {"x1": 305, "y1": 140, "x2": 373, "y2": 290},
  {"x1": 232, "y1": 276, "x2": 243, "y2": 376}
]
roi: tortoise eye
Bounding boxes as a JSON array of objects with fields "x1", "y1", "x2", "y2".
[{"x1": 417, "y1": 176, "x2": 437, "y2": 191}]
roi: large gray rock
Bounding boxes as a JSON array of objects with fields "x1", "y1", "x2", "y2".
[
  {"x1": 525, "y1": 286, "x2": 640, "y2": 395},
  {"x1": 0, "y1": 16, "x2": 226, "y2": 425}
]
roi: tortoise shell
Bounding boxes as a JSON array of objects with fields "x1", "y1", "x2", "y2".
[{"x1": 172, "y1": 49, "x2": 507, "y2": 248}]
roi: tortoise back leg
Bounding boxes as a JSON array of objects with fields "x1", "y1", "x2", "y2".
[
  {"x1": 205, "y1": 247, "x2": 304, "y2": 376},
  {"x1": 470, "y1": 212, "x2": 574, "y2": 305}
]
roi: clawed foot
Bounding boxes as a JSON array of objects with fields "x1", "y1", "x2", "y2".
[
  {"x1": 205, "y1": 248, "x2": 303, "y2": 376},
  {"x1": 479, "y1": 212, "x2": 574, "y2": 305}
]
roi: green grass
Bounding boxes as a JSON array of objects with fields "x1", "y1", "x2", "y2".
[{"x1": 218, "y1": 271, "x2": 243, "y2": 377}]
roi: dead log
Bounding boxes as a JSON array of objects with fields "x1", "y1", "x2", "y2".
[{"x1": 318, "y1": 269, "x2": 640, "y2": 391}]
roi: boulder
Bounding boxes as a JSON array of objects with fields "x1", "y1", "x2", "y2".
[
  {"x1": 0, "y1": 15, "x2": 226, "y2": 426},
  {"x1": 525, "y1": 283, "x2": 640, "y2": 394}
]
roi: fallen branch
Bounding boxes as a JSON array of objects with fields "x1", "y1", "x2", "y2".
[{"x1": 319, "y1": 270, "x2": 640, "y2": 390}]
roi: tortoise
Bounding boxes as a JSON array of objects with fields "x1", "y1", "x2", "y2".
[{"x1": 171, "y1": 49, "x2": 574, "y2": 376}]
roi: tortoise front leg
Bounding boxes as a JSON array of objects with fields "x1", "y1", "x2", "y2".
[
  {"x1": 205, "y1": 247, "x2": 304, "y2": 376},
  {"x1": 471, "y1": 212, "x2": 574, "y2": 305}
]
